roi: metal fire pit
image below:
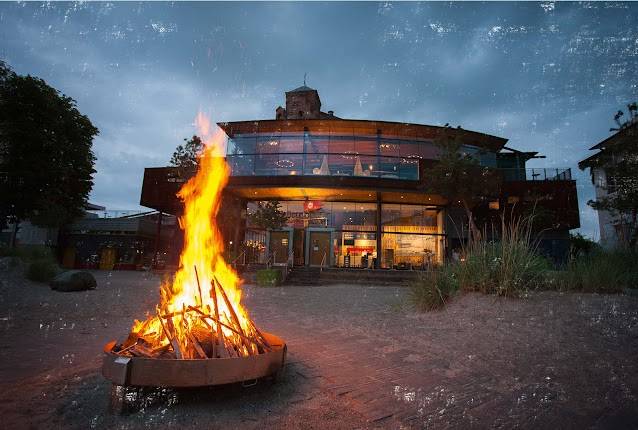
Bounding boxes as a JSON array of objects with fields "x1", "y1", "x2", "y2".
[{"x1": 102, "y1": 332, "x2": 286, "y2": 388}]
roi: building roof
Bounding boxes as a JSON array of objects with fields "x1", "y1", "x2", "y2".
[
  {"x1": 579, "y1": 121, "x2": 637, "y2": 169},
  {"x1": 217, "y1": 118, "x2": 508, "y2": 152},
  {"x1": 286, "y1": 85, "x2": 316, "y2": 93}
]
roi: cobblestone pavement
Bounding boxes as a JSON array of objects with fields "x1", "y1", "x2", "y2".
[
  {"x1": 1, "y1": 270, "x2": 637, "y2": 429},
  {"x1": 243, "y1": 284, "x2": 638, "y2": 429}
]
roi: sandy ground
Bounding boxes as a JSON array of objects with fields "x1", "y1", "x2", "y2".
[{"x1": 1, "y1": 267, "x2": 637, "y2": 429}]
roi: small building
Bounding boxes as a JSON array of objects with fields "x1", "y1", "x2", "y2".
[
  {"x1": 141, "y1": 85, "x2": 580, "y2": 268},
  {"x1": 579, "y1": 119, "x2": 637, "y2": 248}
]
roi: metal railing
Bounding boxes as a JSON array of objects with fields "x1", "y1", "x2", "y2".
[
  {"x1": 319, "y1": 251, "x2": 327, "y2": 273},
  {"x1": 500, "y1": 168, "x2": 572, "y2": 182},
  {"x1": 230, "y1": 250, "x2": 246, "y2": 268}
]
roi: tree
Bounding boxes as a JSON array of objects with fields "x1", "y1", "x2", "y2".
[
  {"x1": 249, "y1": 201, "x2": 288, "y2": 230},
  {"x1": 423, "y1": 127, "x2": 500, "y2": 243},
  {"x1": 586, "y1": 115, "x2": 638, "y2": 248},
  {"x1": 0, "y1": 62, "x2": 98, "y2": 240},
  {"x1": 169, "y1": 135, "x2": 203, "y2": 168}
]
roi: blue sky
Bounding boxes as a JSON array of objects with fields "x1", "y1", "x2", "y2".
[{"x1": 2, "y1": 1, "x2": 637, "y2": 239}]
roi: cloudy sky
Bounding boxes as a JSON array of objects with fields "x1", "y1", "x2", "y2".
[{"x1": 1, "y1": 1, "x2": 637, "y2": 239}]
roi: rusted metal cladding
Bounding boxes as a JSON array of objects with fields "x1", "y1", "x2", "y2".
[{"x1": 102, "y1": 332, "x2": 286, "y2": 387}]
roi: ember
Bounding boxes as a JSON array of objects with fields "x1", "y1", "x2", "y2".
[{"x1": 105, "y1": 113, "x2": 282, "y2": 369}]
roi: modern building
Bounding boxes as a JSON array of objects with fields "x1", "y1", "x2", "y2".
[
  {"x1": 579, "y1": 118, "x2": 637, "y2": 248},
  {"x1": 141, "y1": 85, "x2": 579, "y2": 269},
  {"x1": 58, "y1": 210, "x2": 176, "y2": 270}
]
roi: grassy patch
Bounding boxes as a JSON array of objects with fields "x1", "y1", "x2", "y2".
[
  {"x1": 409, "y1": 266, "x2": 458, "y2": 311},
  {"x1": 558, "y1": 249, "x2": 638, "y2": 293},
  {"x1": 255, "y1": 268, "x2": 282, "y2": 287}
]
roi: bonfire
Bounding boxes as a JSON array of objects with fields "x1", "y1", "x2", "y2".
[{"x1": 112, "y1": 113, "x2": 269, "y2": 360}]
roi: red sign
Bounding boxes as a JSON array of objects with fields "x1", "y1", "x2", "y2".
[
  {"x1": 346, "y1": 247, "x2": 375, "y2": 254},
  {"x1": 304, "y1": 200, "x2": 323, "y2": 212}
]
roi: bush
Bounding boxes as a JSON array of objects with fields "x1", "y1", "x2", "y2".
[
  {"x1": 0, "y1": 244, "x2": 54, "y2": 261},
  {"x1": 456, "y1": 215, "x2": 551, "y2": 296},
  {"x1": 256, "y1": 268, "x2": 282, "y2": 287},
  {"x1": 409, "y1": 266, "x2": 458, "y2": 311},
  {"x1": 26, "y1": 258, "x2": 60, "y2": 283},
  {"x1": 559, "y1": 249, "x2": 638, "y2": 293}
]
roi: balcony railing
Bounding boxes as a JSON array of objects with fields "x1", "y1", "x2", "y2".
[
  {"x1": 500, "y1": 168, "x2": 572, "y2": 182},
  {"x1": 226, "y1": 153, "x2": 420, "y2": 180}
]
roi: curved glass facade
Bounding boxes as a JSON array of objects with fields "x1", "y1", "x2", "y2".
[{"x1": 226, "y1": 132, "x2": 445, "y2": 180}]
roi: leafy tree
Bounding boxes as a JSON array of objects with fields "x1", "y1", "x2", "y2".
[
  {"x1": 249, "y1": 201, "x2": 288, "y2": 230},
  {"x1": 0, "y1": 61, "x2": 98, "y2": 241},
  {"x1": 169, "y1": 135, "x2": 203, "y2": 168},
  {"x1": 423, "y1": 127, "x2": 500, "y2": 243},
  {"x1": 585, "y1": 121, "x2": 638, "y2": 248}
]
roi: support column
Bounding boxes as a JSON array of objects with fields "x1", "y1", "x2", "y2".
[
  {"x1": 152, "y1": 211, "x2": 163, "y2": 268},
  {"x1": 376, "y1": 192, "x2": 382, "y2": 269}
]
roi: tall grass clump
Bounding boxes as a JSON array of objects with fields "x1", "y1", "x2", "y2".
[
  {"x1": 409, "y1": 265, "x2": 458, "y2": 311},
  {"x1": 456, "y1": 212, "x2": 551, "y2": 296},
  {"x1": 560, "y1": 249, "x2": 638, "y2": 293}
]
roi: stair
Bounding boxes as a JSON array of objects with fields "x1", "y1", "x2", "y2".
[
  {"x1": 283, "y1": 266, "x2": 420, "y2": 286},
  {"x1": 283, "y1": 266, "x2": 322, "y2": 286}
]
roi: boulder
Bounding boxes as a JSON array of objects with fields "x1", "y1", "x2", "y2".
[{"x1": 50, "y1": 270, "x2": 97, "y2": 292}]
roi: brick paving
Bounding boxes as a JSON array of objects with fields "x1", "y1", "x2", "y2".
[
  {"x1": 244, "y1": 285, "x2": 638, "y2": 428},
  {"x1": 1, "y1": 270, "x2": 637, "y2": 429}
]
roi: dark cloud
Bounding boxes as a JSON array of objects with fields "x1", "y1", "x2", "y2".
[{"x1": 1, "y1": 1, "x2": 637, "y2": 238}]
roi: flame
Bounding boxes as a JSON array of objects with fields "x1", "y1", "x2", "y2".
[{"x1": 123, "y1": 113, "x2": 262, "y2": 359}]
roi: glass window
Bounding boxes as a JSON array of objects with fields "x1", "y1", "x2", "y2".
[
  {"x1": 336, "y1": 232, "x2": 377, "y2": 268},
  {"x1": 399, "y1": 157, "x2": 419, "y2": 180},
  {"x1": 305, "y1": 133, "x2": 329, "y2": 154},
  {"x1": 329, "y1": 153, "x2": 354, "y2": 176},
  {"x1": 382, "y1": 204, "x2": 438, "y2": 233},
  {"x1": 278, "y1": 132, "x2": 304, "y2": 153},
  {"x1": 256, "y1": 134, "x2": 282, "y2": 155},
  {"x1": 228, "y1": 135, "x2": 256, "y2": 155},
  {"x1": 329, "y1": 133, "x2": 354, "y2": 155},
  {"x1": 378, "y1": 157, "x2": 400, "y2": 179},
  {"x1": 228, "y1": 154, "x2": 254, "y2": 176},
  {"x1": 381, "y1": 233, "x2": 440, "y2": 269},
  {"x1": 275, "y1": 153, "x2": 303, "y2": 176},
  {"x1": 356, "y1": 137, "x2": 378, "y2": 156},
  {"x1": 254, "y1": 154, "x2": 279, "y2": 176},
  {"x1": 379, "y1": 139, "x2": 400, "y2": 157}
]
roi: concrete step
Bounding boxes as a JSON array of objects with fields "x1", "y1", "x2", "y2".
[{"x1": 283, "y1": 266, "x2": 421, "y2": 286}]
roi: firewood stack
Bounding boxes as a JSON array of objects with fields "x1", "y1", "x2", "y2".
[{"x1": 112, "y1": 270, "x2": 270, "y2": 360}]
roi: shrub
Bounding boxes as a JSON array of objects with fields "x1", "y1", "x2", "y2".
[
  {"x1": 559, "y1": 249, "x2": 638, "y2": 293},
  {"x1": 256, "y1": 268, "x2": 281, "y2": 287},
  {"x1": 26, "y1": 258, "x2": 60, "y2": 283},
  {"x1": 456, "y1": 214, "x2": 551, "y2": 296},
  {"x1": 409, "y1": 266, "x2": 458, "y2": 311}
]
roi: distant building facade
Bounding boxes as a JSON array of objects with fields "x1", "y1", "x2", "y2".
[
  {"x1": 141, "y1": 85, "x2": 580, "y2": 268},
  {"x1": 579, "y1": 120, "x2": 637, "y2": 248}
]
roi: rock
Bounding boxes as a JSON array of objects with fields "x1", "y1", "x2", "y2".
[{"x1": 50, "y1": 270, "x2": 97, "y2": 292}]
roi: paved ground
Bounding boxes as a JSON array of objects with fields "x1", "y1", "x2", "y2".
[{"x1": 1, "y1": 268, "x2": 637, "y2": 429}]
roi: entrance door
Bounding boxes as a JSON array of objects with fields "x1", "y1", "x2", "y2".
[
  {"x1": 269, "y1": 231, "x2": 289, "y2": 265},
  {"x1": 293, "y1": 229, "x2": 305, "y2": 266},
  {"x1": 308, "y1": 231, "x2": 331, "y2": 266}
]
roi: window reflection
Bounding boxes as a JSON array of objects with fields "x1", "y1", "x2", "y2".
[{"x1": 225, "y1": 132, "x2": 438, "y2": 180}]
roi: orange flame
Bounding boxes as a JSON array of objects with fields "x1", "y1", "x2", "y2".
[{"x1": 125, "y1": 113, "x2": 260, "y2": 359}]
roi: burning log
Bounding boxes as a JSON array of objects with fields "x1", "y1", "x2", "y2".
[
  {"x1": 108, "y1": 114, "x2": 278, "y2": 364},
  {"x1": 103, "y1": 114, "x2": 286, "y2": 390}
]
